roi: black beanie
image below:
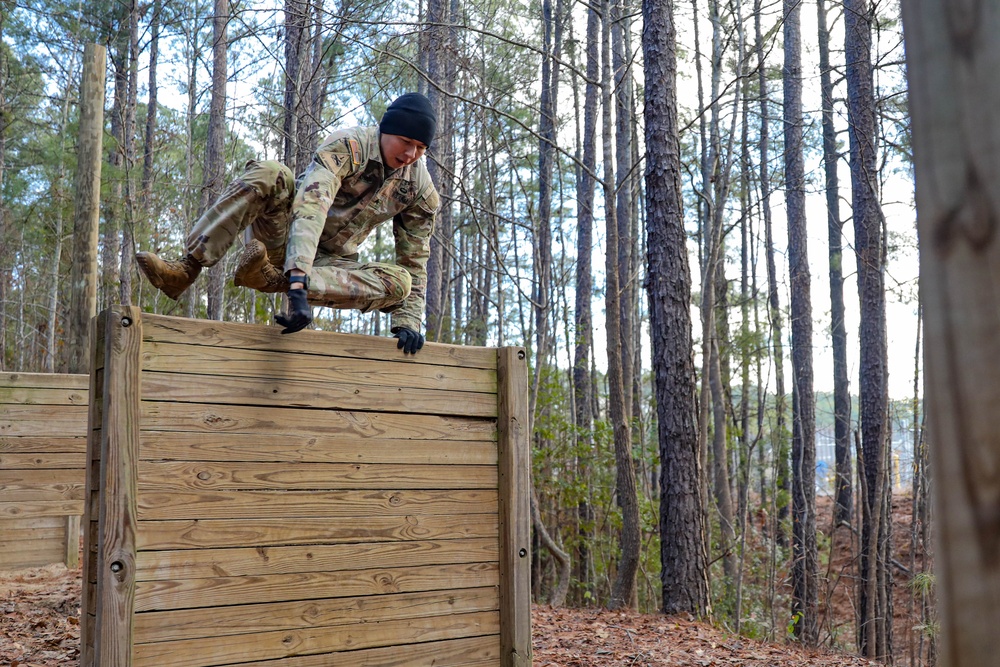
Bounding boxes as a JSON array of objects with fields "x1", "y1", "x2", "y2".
[{"x1": 379, "y1": 93, "x2": 437, "y2": 147}]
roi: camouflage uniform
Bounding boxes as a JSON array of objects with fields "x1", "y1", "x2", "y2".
[{"x1": 185, "y1": 125, "x2": 439, "y2": 333}]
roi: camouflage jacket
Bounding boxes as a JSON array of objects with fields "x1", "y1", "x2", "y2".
[{"x1": 285, "y1": 125, "x2": 440, "y2": 333}]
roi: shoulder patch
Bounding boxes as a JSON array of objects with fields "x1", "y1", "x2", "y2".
[{"x1": 347, "y1": 139, "x2": 362, "y2": 166}]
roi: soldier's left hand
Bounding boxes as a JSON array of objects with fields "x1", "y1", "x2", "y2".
[{"x1": 394, "y1": 327, "x2": 425, "y2": 355}]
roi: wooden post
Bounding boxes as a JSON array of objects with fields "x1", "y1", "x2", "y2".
[
  {"x1": 68, "y1": 43, "x2": 106, "y2": 375},
  {"x1": 81, "y1": 307, "x2": 141, "y2": 667},
  {"x1": 901, "y1": 3, "x2": 1000, "y2": 664},
  {"x1": 497, "y1": 347, "x2": 531, "y2": 666}
]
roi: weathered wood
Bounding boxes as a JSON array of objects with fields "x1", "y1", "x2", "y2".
[
  {"x1": 67, "y1": 43, "x2": 105, "y2": 376},
  {"x1": 86, "y1": 312, "x2": 530, "y2": 665},
  {"x1": 901, "y1": 3, "x2": 1000, "y2": 665},
  {"x1": 132, "y1": 610, "x2": 499, "y2": 667},
  {"x1": 80, "y1": 313, "x2": 106, "y2": 667},
  {"x1": 141, "y1": 401, "x2": 497, "y2": 441},
  {"x1": 142, "y1": 341, "x2": 498, "y2": 393},
  {"x1": 0, "y1": 404, "x2": 90, "y2": 435},
  {"x1": 1, "y1": 453, "x2": 91, "y2": 468},
  {"x1": 134, "y1": 561, "x2": 500, "y2": 612},
  {"x1": 134, "y1": 460, "x2": 497, "y2": 492},
  {"x1": 134, "y1": 513, "x2": 498, "y2": 551},
  {"x1": 139, "y1": 369, "x2": 497, "y2": 418},
  {"x1": 141, "y1": 313, "x2": 498, "y2": 370},
  {"x1": 497, "y1": 347, "x2": 532, "y2": 667},
  {"x1": 136, "y1": 488, "x2": 498, "y2": 520},
  {"x1": 0, "y1": 371, "x2": 89, "y2": 390},
  {"x1": 138, "y1": 432, "x2": 496, "y2": 465},
  {"x1": 66, "y1": 514, "x2": 81, "y2": 568},
  {"x1": 229, "y1": 635, "x2": 501, "y2": 667},
  {"x1": 135, "y1": 537, "x2": 499, "y2": 581},
  {"x1": 133, "y1": 586, "x2": 499, "y2": 643},
  {"x1": 92, "y1": 307, "x2": 142, "y2": 667},
  {"x1": 0, "y1": 385, "x2": 89, "y2": 405},
  {"x1": 0, "y1": 438, "x2": 89, "y2": 454},
  {"x1": 0, "y1": 500, "x2": 84, "y2": 517},
  {"x1": 0, "y1": 469, "x2": 86, "y2": 499}
]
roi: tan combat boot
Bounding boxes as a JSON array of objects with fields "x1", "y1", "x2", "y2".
[
  {"x1": 135, "y1": 252, "x2": 202, "y2": 300},
  {"x1": 234, "y1": 239, "x2": 289, "y2": 293}
]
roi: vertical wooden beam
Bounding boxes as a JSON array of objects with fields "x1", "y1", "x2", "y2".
[
  {"x1": 497, "y1": 347, "x2": 531, "y2": 666},
  {"x1": 64, "y1": 515, "x2": 80, "y2": 569},
  {"x1": 80, "y1": 312, "x2": 107, "y2": 667},
  {"x1": 68, "y1": 43, "x2": 106, "y2": 376},
  {"x1": 90, "y1": 307, "x2": 142, "y2": 667},
  {"x1": 901, "y1": 2, "x2": 1000, "y2": 665}
]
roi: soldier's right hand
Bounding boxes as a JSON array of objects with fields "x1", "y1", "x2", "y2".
[{"x1": 275, "y1": 288, "x2": 312, "y2": 334}]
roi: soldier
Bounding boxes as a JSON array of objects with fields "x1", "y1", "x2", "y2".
[{"x1": 134, "y1": 92, "x2": 439, "y2": 355}]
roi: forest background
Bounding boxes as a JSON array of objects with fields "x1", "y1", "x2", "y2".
[{"x1": 0, "y1": 0, "x2": 928, "y2": 663}]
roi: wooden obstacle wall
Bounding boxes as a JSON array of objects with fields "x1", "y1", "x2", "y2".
[
  {"x1": 82, "y1": 307, "x2": 531, "y2": 667},
  {"x1": 0, "y1": 372, "x2": 89, "y2": 570}
]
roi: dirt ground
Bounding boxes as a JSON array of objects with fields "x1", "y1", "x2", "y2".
[{"x1": 1, "y1": 496, "x2": 925, "y2": 666}]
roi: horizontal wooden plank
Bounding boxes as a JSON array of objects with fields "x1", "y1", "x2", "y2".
[
  {"x1": 141, "y1": 313, "x2": 498, "y2": 370},
  {"x1": 0, "y1": 372, "x2": 89, "y2": 390},
  {"x1": 137, "y1": 488, "x2": 499, "y2": 520},
  {"x1": 140, "y1": 370, "x2": 497, "y2": 418},
  {"x1": 135, "y1": 537, "x2": 499, "y2": 581},
  {"x1": 0, "y1": 385, "x2": 89, "y2": 407},
  {"x1": 0, "y1": 470, "x2": 86, "y2": 501},
  {"x1": 141, "y1": 402, "x2": 497, "y2": 442},
  {"x1": 138, "y1": 432, "x2": 497, "y2": 465},
  {"x1": 0, "y1": 437, "x2": 89, "y2": 454},
  {"x1": 135, "y1": 513, "x2": 499, "y2": 550},
  {"x1": 135, "y1": 461, "x2": 498, "y2": 492},
  {"x1": 0, "y1": 404, "x2": 89, "y2": 436},
  {"x1": 135, "y1": 561, "x2": 499, "y2": 612},
  {"x1": 0, "y1": 546, "x2": 66, "y2": 570},
  {"x1": 143, "y1": 342, "x2": 498, "y2": 394},
  {"x1": 0, "y1": 500, "x2": 83, "y2": 518},
  {"x1": 0, "y1": 515, "x2": 66, "y2": 530},
  {"x1": 223, "y1": 635, "x2": 500, "y2": 667},
  {"x1": 133, "y1": 609, "x2": 498, "y2": 667},
  {"x1": 134, "y1": 586, "x2": 499, "y2": 643},
  {"x1": 0, "y1": 453, "x2": 87, "y2": 469}
]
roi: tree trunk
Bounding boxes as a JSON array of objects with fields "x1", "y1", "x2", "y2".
[
  {"x1": 119, "y1": 0, "x2": 140, "y2": 306},
  {"x1": 817, "y1": 0, "x2": 852, "y2": 527},
  {"x1": 204, "y1": 0, "x2": 228, "y2": 320},
  {"x1": 142, "y1": 0, "x2": 160, "y2": 207},
  {"x1": 604, "y1": 0, "x2": 638, "y2": 611},
  {"x1": 755, "y1": 0, "x2": 788, "y2": 547},
  {"x1": 643, "y1": 0, "x2": 709, "y2": 617},
  {"x1": 783, "y1": 0, "x2": 818, "y2": 642},
  {"x1": 846, "y1": 0, "x2": 891, "y2": 657},
  {"x1": 425, "y1": 0, "x2": 448, "y2": 341},
  {"x1": 572, "y1": 0, "x2": 599, "y2": 606},
  {"x1": 283, "y1": 0, "x2": 306, "y2": 167}
]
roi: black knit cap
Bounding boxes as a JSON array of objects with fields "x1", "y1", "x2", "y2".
[{"x1": 379, "y1": 93, "x2": 437, "y2": 147}]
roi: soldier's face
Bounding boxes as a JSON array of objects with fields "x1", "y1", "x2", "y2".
[{"x1": 380, "y1": 133, "x2": 428, "y2": 169}]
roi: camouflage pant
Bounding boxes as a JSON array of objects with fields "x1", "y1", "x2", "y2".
[{"x1": 186, "y1": 160, "x2": 411, "y2": 313}]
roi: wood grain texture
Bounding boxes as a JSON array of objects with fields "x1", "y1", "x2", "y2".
[
  {"x1": 135, "y1": 460, "x2": 497, "y2": 492},
  {"x1": 133, "y1": 586, "x2": 499, "y2": 643},
  {"x1": 224, "y1": 635, "x2": 500, "y2": 667},
  {"x1": 134, "y1": 513, "x2": 498, "y2": 550},
  {"x1": 132, "y1": 610, "x2": 499, "y2": 667},
  {"x1": 142, "y1": 341, "x2": 498, "y2": 394},
  {"x1": 93, "y1": 307, "x2": 142, "y2": 667},
  {"x1": 141, "y1": 401, "x2": 497, "y2": 441},
  {"x1": 0, "y1": 372, "x2": 89, "y2": 390},
  {"x1": 141, "y1": 312, "x2": 498, "y2": 370},
  {"x1": 497, "y1": 347, "x2": 532, "y2": 667},
  {"x1": 139, "y1": 370, "x2": 497, "y2": 417},
  {"x1": 901, "y1": 2, "x2": 1000, "y2": 665},
  {"x1": 134, "y1": 537, "x2": 499, "y2": 580},
  {"x1": 137, "y1": 432, "x2": 496, "y2": 465},
  {"x1": 136, "y1": 488, "x2": 498, "y2": 520},
  {"x1": 134, "y1": 561, "x2": 500, "y2": 611}
]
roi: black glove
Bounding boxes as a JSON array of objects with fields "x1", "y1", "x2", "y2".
[
  {"x1": 275, "y1": 288, "x2": 312, "y2": 334},
  {"x1": 394, "y1": 327, "x2": 425, "y2": 355}
]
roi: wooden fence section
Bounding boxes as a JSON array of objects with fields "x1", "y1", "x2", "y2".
[
  {"x1": 0, "y1": 371, "x2": 89, "y2": 570},
  {"x1": 82, "y1": 307, "x2": 531, "y2": 667}
]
